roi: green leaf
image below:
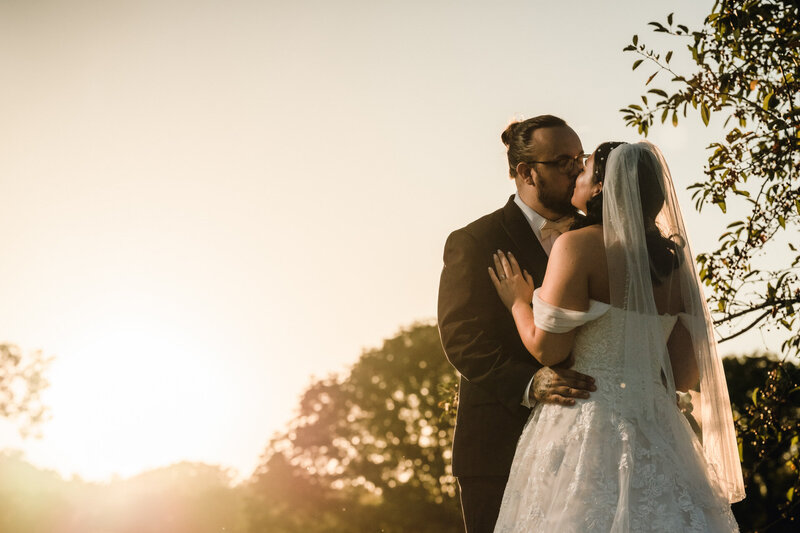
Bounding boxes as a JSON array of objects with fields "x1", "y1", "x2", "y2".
[
  {"x1": 661, "y1": 107, "x2": 670, "y2": 124},
  {"x1": 633, "y1": 34, "x2": 638, "y2": 46},
  {"x1": 646, "y1": 71, "x2": 658, "y2": 85},
  {"x1": 648, "y1": 88, "x2": 668, "y2": 97},
  {"x1": 665, "y1": 51, "x2": 673, "y2": 63},
  {"x1": 672, "y1": 111, "x2": 678, "y2": 127},
  {"x1": 667, "y1": 12, "x2": 673, "y2": 26},
  {"x1": 751, "y1": 387, "x2": 759, "y2": 406},
  {"x1": 763, "y1": 90, "x2": 774, "y2": 110},
  {"x1": 701, "y1": 103, "x2": 710, "y2": 126},
  {"x1": 633, "y1": 59, "x2": 643, "y2": 71},
  {"x1": 788, "y1": 487, "x2": 795, "y2": 502},
  {"x1": 779, "y1": 215, "x2": 786, "y2": 229}
]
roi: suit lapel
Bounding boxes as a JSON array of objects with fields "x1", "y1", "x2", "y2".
[{"x1": 499, "y1": 195, "x2": 549, "y2": 285}]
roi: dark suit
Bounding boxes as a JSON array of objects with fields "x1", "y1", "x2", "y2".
[{"x1": 437, "y1": 195, "x2": 549, "y2": 533}]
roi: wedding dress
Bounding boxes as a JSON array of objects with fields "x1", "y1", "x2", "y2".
[
  {"x1": 494, "y1": 142, "x2": 743, "y2": 532},
  {"x1": 493, "y1": 294, "x2": 739, "y2": 532}
]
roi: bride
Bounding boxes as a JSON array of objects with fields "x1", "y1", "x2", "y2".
[{"x1": 488, "y1": 141, "x2": 744, "y2": 532}]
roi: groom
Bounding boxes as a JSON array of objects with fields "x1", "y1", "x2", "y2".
[{"x1": 437, "y1": 115, "x2": 597, "y2": 533}]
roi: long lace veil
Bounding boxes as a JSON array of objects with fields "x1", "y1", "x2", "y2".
[{"x1": 602, "y1": 141, "x2": 745, "y2": 505}]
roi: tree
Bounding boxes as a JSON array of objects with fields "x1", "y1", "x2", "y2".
[
  {"x1": 724, "y1": 355, "x2": 800, "y2": 532},
  {"x1": 620, "y1": 2, "x2": 800, "y2": 528},
  {"x1": 0, "y1": 455, "x2": 248, "y2": 533},
  {"x1": 620, "y1": 0, "x2": 799, "y2": 354},
  {"x1": 246, "y1": 322, "x2": 462, "y2": 532},
  {"x1": 100, "y1": 462, "x2": 246, "y2": 533},
  {"x1": 0, "y1": 343, "x2": 50, "y2": 437},
  {"x1": 0, "y1": 450, "x2": 72, "y2": 533}
]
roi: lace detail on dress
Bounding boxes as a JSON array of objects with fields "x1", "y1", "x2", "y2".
[{"x1": 494, "y1": 307, "x2": 739, "y2": 533}]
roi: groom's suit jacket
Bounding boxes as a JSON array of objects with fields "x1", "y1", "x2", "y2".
[{"x1": 438, "y1": 195, "x2": 549, "y2": 478}]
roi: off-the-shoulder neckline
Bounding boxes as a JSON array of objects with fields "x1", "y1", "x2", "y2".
[
  {"x1": 534, "y1": 289, "x2": 682, "y2": 318},
  {"x1": 599, "y1": 302, "x2": 682, "y2": 318}
]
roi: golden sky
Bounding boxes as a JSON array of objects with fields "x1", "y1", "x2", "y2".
[{"x1": 2, "y1": 0, "x2": 776, "y2": 482}]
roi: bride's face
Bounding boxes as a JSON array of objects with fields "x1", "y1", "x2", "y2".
[{"x1": 571, "y1": 154, "x2": 600, "y2": 214}]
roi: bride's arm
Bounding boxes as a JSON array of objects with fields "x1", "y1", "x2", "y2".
[
  {"x1": 665, "y1": 274, "x2": 700, "y2": 392},
  {"x1": 667, "y1": 319, "x2": 700, "y2": 392},
  {"x1": 490, "y1": 233, "x2": 591, "y2": 366}
]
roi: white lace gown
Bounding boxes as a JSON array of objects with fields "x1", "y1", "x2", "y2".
[{"x1": 494, "y1": 301, "x2": 739, "y2": 533}]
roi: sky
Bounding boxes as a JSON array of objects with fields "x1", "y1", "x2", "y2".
[{"x1": 0, "y1": 0, "x2": 783, "y2": 483}]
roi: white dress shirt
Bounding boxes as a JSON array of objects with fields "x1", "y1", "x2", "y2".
[
  {"x1": 513, "y1": 193, "x2": 572, "y2": 256},
  {"x1": 513, "y1": 193, "x2": 572, "y2": 407}
]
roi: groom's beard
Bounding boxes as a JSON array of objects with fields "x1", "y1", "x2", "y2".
[{"x1": 538, "y1": 182, "x2": 578, "y2": 218}]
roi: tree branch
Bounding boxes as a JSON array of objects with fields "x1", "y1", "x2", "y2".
[
  {"x1": 717, "y1": 310, "x2": 772, "y2": 343},
  {"x1": 713, "y1": 298, "x2": 798, "y2": 326}
]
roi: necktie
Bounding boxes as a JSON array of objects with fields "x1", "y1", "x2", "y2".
[{"x1": 540, "y1": 218, "x2": 572, "y2": 241}]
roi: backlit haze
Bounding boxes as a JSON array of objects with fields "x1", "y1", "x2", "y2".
[{"x1": 0, "y1": 0, "x2": 776, "y2": 483}]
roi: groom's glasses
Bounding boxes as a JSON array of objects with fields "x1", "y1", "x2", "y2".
[{"x1": 528, "y1": 153, "x2": 589, "y2": 173}]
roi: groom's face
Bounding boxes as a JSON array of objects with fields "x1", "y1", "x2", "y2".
[{"x1": 528, "y1": 126, "x2": 584, "y2": 216}]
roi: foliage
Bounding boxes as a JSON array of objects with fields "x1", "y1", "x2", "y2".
[
  {"x1": 724, "y1": 355, "x2": 800, "y2": 532},
  {"x1": 620, "y1": 0, "x2": 800, "y2": 354},
  {"x1": 246, "y1": 322, "x2": 462, "y2": 533},
  {"x1": 1, "y1": 326, "x2": 798, "y2": 532},
  {"x1": 0, "y1": 343, "x2": 50, "y2": 437},
  {"x1": 105, "y1": 462, "x2": 246, "y2": 533},
  {"x1": 621, "y1": 6, "x2": 799, "y2": 528},
  {"x1": 0, "y1": 453, "x2": 247, "y2": 533},
  {"x1": 0, "y1": 450, "x2": 71, "y2": 533}
]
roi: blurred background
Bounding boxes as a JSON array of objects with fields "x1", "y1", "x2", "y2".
[{"x1": 1, "y1": 1, "x2": 797, "y2": 532}]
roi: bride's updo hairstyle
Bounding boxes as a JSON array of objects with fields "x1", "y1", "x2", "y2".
[
  {"x1": 572, "y1": 142, "x2": 683, "y2": 284},
  {"x1": 501, "y1": 115, "x2": 568, "y2": 178}
]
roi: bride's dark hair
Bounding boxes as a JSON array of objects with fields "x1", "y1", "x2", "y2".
[{"x1": 571, "y1": 142, "x2": 683, "y2": 284}]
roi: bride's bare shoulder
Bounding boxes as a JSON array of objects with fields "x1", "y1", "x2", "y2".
[
  {"x1": 541, "y1": 224, "x2": 606, "y2": 304},
  {"x1": 553, "y1": 225, "x2": 605, "y2": 258}
]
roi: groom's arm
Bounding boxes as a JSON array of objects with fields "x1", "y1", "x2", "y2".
[{"x1": 437, "y1": 229, "x2": 538, "y2": 414}]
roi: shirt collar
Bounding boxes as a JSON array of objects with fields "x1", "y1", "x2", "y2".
[{"x1": 513, "y1": 193, "x2": 549, "y2": 239}]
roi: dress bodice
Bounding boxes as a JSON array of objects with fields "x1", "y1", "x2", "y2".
[
  {"x1": 571, "y1": 307, "x2": 678, "y2": 400},
  {"x1": 532, "y1": 289, "x2": 679, "y2": 402}
]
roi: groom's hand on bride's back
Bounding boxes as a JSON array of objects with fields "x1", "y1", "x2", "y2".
[{"x1": 530, "y1": 357, "x2": 596, "y2": 406}]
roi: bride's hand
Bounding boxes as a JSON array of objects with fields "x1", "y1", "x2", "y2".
[{"x1": 488, "y1": 250, "x2": 535, "y2": 311}]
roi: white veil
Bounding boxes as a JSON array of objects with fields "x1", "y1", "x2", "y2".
[{"x1": 602, "y1": 141, "x2": 745, "y2": 505}]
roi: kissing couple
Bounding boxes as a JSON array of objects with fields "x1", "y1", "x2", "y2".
[{"x1": 437, "y1": 115, "x2": 744, "y2": 532}]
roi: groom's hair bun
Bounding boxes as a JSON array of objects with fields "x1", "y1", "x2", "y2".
[{"x1": 501, "y1": 115, "x2": 568, "y2": 178}]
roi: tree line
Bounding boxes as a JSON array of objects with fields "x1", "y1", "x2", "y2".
[{"x1": 2, "y1": 324, "x2": 798, "y2": 532}]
